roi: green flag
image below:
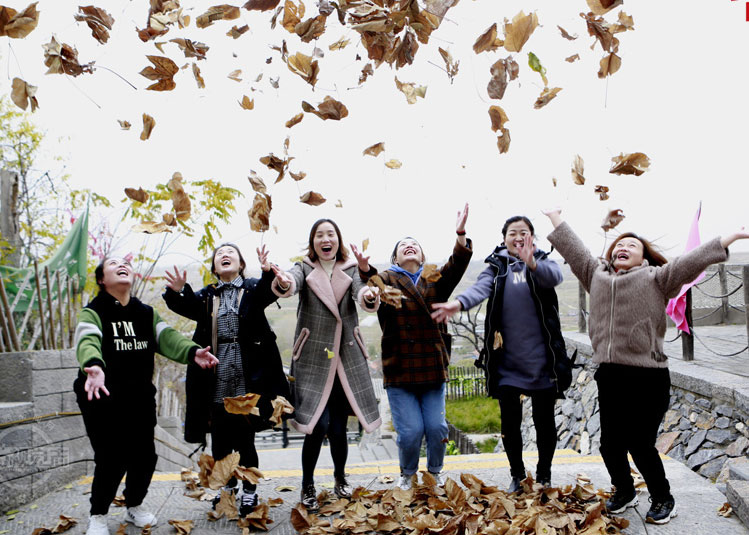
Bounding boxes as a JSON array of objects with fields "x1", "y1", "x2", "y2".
[{"x1": 0, "y1": 206, "x2": 89, "y2": 313}]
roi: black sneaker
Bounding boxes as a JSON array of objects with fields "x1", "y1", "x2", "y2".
[
  {"x1": 605, "y1": 489, "x2": 638, "y2": 514},
  {"x1": 537, "y1": 476, "x2": 551, "y2": 489},
  {"x1": 301, "y1": 484, "x2": 319, "y2": 512},
  {"x1": 239, "y1": 492, "x2": 258, "y2": 517},
  {"x1": 508, "y1": 477, "x2": 522, "y2": 494},
  {"x1": 334, "y1": 475, "x2": 352, "y2": 499},
  {"x1": 646, "y1": 496, "x2": 677, "y2": 524}
]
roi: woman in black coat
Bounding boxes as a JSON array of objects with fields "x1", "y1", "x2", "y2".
[{"x1": 163, "y1": 244, "x2": 289, "y2": 517}]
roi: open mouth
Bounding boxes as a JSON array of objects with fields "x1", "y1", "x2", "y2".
[
  {"x1": 116, "y1": 268, "x2": 129, "y2": 276},
  {"x1": 616, "y1": 252, "x2": 629, "y2": 260},
  {"x1": 221, "y1": 259, "x2": 232, "y2": 267},
  {"x1": 321, "y1": 245, "x2": 333, "y2": 253},
  {"x1": 403, "y1": 247, "x2": 417, "y2": 255}
]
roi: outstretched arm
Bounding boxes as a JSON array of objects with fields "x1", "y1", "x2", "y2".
[
  {"x1": 543, "y1": 208, "x2": 598, "y2": 292},
  {"x1": 720, "y1": 227, "x2": 749, "y2": 249}
]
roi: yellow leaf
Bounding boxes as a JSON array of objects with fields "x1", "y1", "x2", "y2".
[
  {"x1": 131, "y1": 221, "x2": 171, "y2": 234},
  {"x1": 503, "y1": 11, "x2": 538, "y2": 53},
  {"x1": 394, "y1": 77, "x2": 426, "y2": 104},
  {"x1": 239, "y1": 95, "x2": 255, "y2": 110},
  {"x1": 223, "y1": 393, "x2": 261, "y2": 416},
  {"x1": 362, "y1": 239, "x2": 369, "y2": 252},
  {"x1": 227, "y1": 69, "x2": 242, "y2": 82},
  {"x1": 324, "y1": 348, "x2": 334, "y2": 359},
  {"x1": 385, "y1": 159, "x2": 402, "y2": 169},
  {"x1": 329, "y1": 36, "x2": 350, "y2": 50}
]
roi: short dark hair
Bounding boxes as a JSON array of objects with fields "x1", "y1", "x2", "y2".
[
  {"x1": 306, "y1": 219, "x2": 349, "y2": 262},
  {"x1": 210, "y1": 243, "x2": 247, "y2": 278},
  {"x1": 501, "y1": 215, "x2": 535, "y2": 238},
  {"x1": 605, "y1": 232, "x2": 668, "y2": 268},
  {"x1": 94, "y1": 260, "x2": 106, "y2": 292}
]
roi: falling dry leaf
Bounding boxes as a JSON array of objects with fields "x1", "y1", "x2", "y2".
[
  {"x1": 422, "y1": 264, "x2": 441, "y2": 283},
  {"x1": 300, "y1": 191, "x2": 326, "y2": 206},
  {"x1": 215, "y1": 489, "x2": 239, "y2": 520},
  {"x1": 42, "y1": 37, "x2": 95, "y2": 76},
  {"x1": 207, "y1": 451, "x2": 241, "y2": 490},
  {"x1": 438, "y1": 47, "x2": 459, "y2": 83},
  {"x1": 234, "y1": 465, "x2": 264, "y2": 485},
  {"x1": 224, "y1": 392, "x2": 261, "y2": 416},
  {"x1": 118, "y1": 119, "x2": 131, "y2": 130},
  {"x1": 140, "y1": 113, "x2": 155, "y2": 140},
  {"x1": 552, "y1": 177, "x2": 558, "y2": 187},
  {"x1": 571, "y1": 154, "x2": 585, "y2": 185},
  {"x1": 329, "y1": 36, "x2": 349, "y2": 50},
  {"x1": 248, "y1": 172, "x2": 267, "y2": 193},
  {"x1": 334, "y1": 200, "x2": 342, "y2": 208},
  {"x1": 488, "y1": 105, "x2": 508, "y2": 132},
  {"x1": 249, "y1": 193, "x2": 271, "y2": 232},
  {"x1": 363, "y1": 142, "x2": 385, "y2": 157},
  {"x1": 269, "y1": 395, "x2": 294, "y2": 425},
  {"x1": 227, "y1": 69, "x2": 243, "y2": 81},
  {"x1": 581, "y1": 12, "x2": 619, "y2": 53},
  {"x1": 558, "y1": 25, "x2": 577, "y2": 40},
  {"x1": 289, "y1": 170, "x2": 306, "y2": 181},
  {"x1": 281, "y1": 0, "x2": 305, "y2": 32},
  {"x1": 534, "y1": 87, "x2": 562, "y2": 109},
  {"x1": 196, "y1": 4, "x2": 240, "y2": 28},
  {"x1": 473, "y1": 23, "x2": 502, "y2": 54},
  {"x1": 163, "y1": 213, "x2": 177, "y2": 226},
  {"x1": 140, "y1": 55, "x2": 178, "y2": 91},
  {"x1": 0, "y1": 1, "x2": 39, "y2": 38},
  {"x1": 285, "y1": 112, "x2": 304, "y2": 128},
  {"x1": 287, "y1": 52, "x2": 319, "y2": 87},
  {"x1": 493, "y1": 330, "x2": 504, "y2": 350},
  {"x1": 395, "y1": 77, "x2": 426, "y2": 104},
  {"x1": 565, "y1": 53, "x2": 580, "y2": 63},
  {"x1": 269, "y1": 75, "x2": 280, "y2": 88},
  {"x1": 503, "y1": 11, "x2": 538, "y2": 53},
  {"x1": 10, "y1": 77, "x2": 38, "y2": 111},
  {"x1": 609, "y1": 152, "x2": 650, "y2": 175},
  {"x1": 527, "y1": 51, "x2": 548, "y2": 86},
  {"x1": 598, "y1": 52, "x2": 621, "y2": 78},
  {"x1": 168, "y1": 520, "x2": 193, "y2": 535},
  {"x1": 295, "y1": 14, "x2": 326, "y2": 42},
  {"x1": 243, "y1": 0, "x2": 281, "y2": 11},
  {"x1": 594, "y1": 185, "x2": 610, "y2": 201},
  {"x1": 239, "y1": 95, "x2": 255, "y2": 110},
  {"x1": 613, "y1": 11, "x2": 635, "y2": 33},
  {"x1": 359, "y1": 63, "x2": 374, "y2": 84},
  {"x1": 602, "y1": 209, "x2": 625, "y2": 232},
  {"x1": 75, "y1": 5, "x2": 115, "y2": 44},
  {"x1": 125, "y1": 187, "x2": 149, "y2": 203},
  {"x1": 385, "y1": 159, "x2": 402, "y2": 169},
  {"x1": 227, "y1": 24, "x2": 249, "y2": 38},
  {"x1": 487, "y1": 56, "x2": 518, "y2": 100},
  {"x1": 132, "y1": 221, "x2": 171, "y2": 234},
  {"x1": 303, "y1": 96, "x2": 349, "y2": 120},
  {"x1": 192, "y1": 63, "x2": 205, "y2": 88},
  {"x1": 170, "y1": 38, "x2": 209, "y2": 60},
  {"x1": 496, "y1": 128, "x2": 511, "y2": 154},
  {"x1": 168, "y1": 172, "x2": 191, "y2": 221},
  {"x1": 586, "y1": 0, "x2": 623, "y2": 15},
  {"x1": 368, "y1": 275, "x2": 404, "y2": 308}
]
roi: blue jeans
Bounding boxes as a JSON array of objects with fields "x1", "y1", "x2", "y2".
[{"x1": 386, "y1": 383, "x2": 448, "y2": 476}]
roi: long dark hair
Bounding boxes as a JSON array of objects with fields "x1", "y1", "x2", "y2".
[
  {"x1": 306, "y1": 219, "x2": 349, "y2": 262},
  {"x1": 605, "y1": 232, "x2": 668, "y2": 267},
  {"x1": 210, "y1": 242, "x2": 247, "y2": 278}
]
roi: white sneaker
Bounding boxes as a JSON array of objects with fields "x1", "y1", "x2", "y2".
[
  {"x1": 397, "y1": 473, "x2": 412, "y2": 491},
  {"x1": 125, "y1": 505, "x2": 158, "y2": 527},
  {"x1": 86, "y1": 515, "x2": 110, "y2": 535},
  {"x1": 429, "y1": 471, "x2": 446, "y2": 486}
]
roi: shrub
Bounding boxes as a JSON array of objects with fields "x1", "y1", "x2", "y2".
[{"x1": 445, "y1": 396, "x2": 501, "y2": 434}]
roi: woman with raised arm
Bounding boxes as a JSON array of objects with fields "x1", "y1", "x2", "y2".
[
  {"x1": 354, "y1": 204, "x2": 472, "y2": 491},
  {"x1": 162, "y1": 244, "x2": 289, "y2": 518},
  {"x1": 543, "y1": 208, "x2": 749, "y2": 525},
  {"x1": 272, "y1": 219, "x2": 381, "y2": 512},
  {"x1": 75, "y1": 257, "x2": 218, "y2": 535},
  {"x1": 431, "y1": 215, "x2": 568, "y2": 493}
]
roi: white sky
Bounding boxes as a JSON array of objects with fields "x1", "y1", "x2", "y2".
[{"x1": 3, "y1": 0, "x2": 749, "y2": 275}]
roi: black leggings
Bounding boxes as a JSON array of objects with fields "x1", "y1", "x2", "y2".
[
  {"x1": 497, "y1": 385, "x2": 557, "y2": 480},
  {"x1": 210, "y1": 404, "x2": 258, "y2": 492},
  {"x1": 301, "y1": 377, "x2": 351, "y2": 486}
]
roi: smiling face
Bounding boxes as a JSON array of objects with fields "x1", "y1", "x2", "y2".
[
  {"x1": 99, "y1": 257, "x2": 134, "y2": 290},
  {"x1": 503, "y1": 220, "x2": 533, "y2": 258},
  {"x1": 313, "y1": 222, "x2": 340, "y2": 261},
  {"x1": 212, "y1": 245, "x2": 243, "y2": 281},
  {"x1": 394, "y1": 238, "x2": 424, "y2": 268},
  {"x1": 610, "y1": 237, "x2": 645, "y2": 271}
]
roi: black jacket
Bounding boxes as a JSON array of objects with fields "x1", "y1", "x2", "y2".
[
  {"x1": 163, "y1": 270, "x2": 290, "y2": 444},
  {"x1": 476, "y1": 247, "x2": 572, "y2": 399}
]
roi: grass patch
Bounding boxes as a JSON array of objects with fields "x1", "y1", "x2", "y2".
[
  {"x1": 445, "y1": 396, "x2": 501, "y2": 434},
  {"x1": 475, "y1": 437, "x2": 499, "y2": 453}
]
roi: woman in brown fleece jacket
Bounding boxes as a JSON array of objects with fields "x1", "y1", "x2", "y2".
[{"x1": 543, "y1": 208, "x2": 748, "y2": 525}]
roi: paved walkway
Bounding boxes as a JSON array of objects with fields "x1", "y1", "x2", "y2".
[{"x1": 663, "y1": 324, "x2": 749, "y2": 377}]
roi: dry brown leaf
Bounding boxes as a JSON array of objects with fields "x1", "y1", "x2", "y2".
[
  {"x1": 163, "y1": 213, "x2": 177, "y2": 226},
  {"x1": 10, "y1": 77, "x2": 38, "y2": 111},
  {"x1": 196, "y1": 4, "x2": 240, "y2": 28},
  {"x1": 335, "y1": 200, "x2": 342, "y2": 208},
  {"x1": 473, "y1": 23, "x2": 502, "y2": 54},
  {"x1": 438, "y1": 47, "x2": 459, "y2": 83},
  {"x1": 224, "y1": 392, "x2": 261, "y2": 415},
  {"x1": 269, "y1": 395, "x2": 294, "y2": 425},
  {"x1": 248, "y1": 171, "x2": 267, "y2": 193},
  {"x1": 586, "y1": 0, "x2": 623, "y2": 15},
  {"x1": 42, "y1": 37, "x2": 95, "y2": 76},
  {"x1": 613, "y1": 11, "x2": 634, "y2": 33},
  {"x1": 167, "y1": 520, "x2": 193, "y2": 535},
  {"x1": 227, "y1": 24, "x2": 249, "y2": 38},
  {"x1": 295, "y1": 14, "x2": 326, "y2": 42},
  {"x1": 329, "y1": 36, "x2": 349, "y2": 50},
  {"x1": 239, "y1": 95, "x2": 255, "y2": 110},
  {"x1": 192, "y1": 63, "x2": 205, "y2": 88},
  {"x1": 140, "y1": 113, "x2": 156, "y2": 140},
  {"x1": 534, "y1": 87, "x2": 562, "y2": 109},
  {"x1": 0, "y1": 1, "x2": 39, "y2": 38},
  {"x1": 558, "y1": 25, "x2": 577, "y2": 40},
  {"x1": 285, "y1": 112, "x2": 304, "y2": 128},
  {"x1": 269, "y1": 75, "x2": 280, "y2": 88},
  {"x1": 503, "y1": 11, "x2": 538, "y2": 53},
  {"x1": 493, "y1": 330, "x2": 503, "y2": 350},
  {"x1": 281, "y1": 0, "x2": 305, "y2": 32},
  {"x1": 718, "y1": 502, "x2": 733, "y2": 518},
  {"x1": 581, "y1": 12, "x2": 619, "y2": 53},
  {"x1": 303, "y1": 96, "x2": 348, "y2": 120},
  {"x1": 488, "y1": 105, "x2": 508, "y2": 132},
  {"x1": 243, "y1": 0, "x2": 280, "y2": 11},
  {"x1": 268, "y1": 497, "x2": 284, "y2": 507},
  {"x1": 227, "y1": 69, "x2": 243, "y2": 81},
  {"x1": 140, "y1": 55, "x2": 178, "y2": 91},
  {"x1": 249, "y1": 193, "x2": 271, "y2": 232},
  {"x1": 234, "y1": 465, "x2": 264, "y2": 485},
  {"x1": 602, "y1": 209, "x2": 625, "y2": 232},
  {"x1": 385, "y1": 159, "x2": 402, "y2": 169},
  {"x1": 115, "y1": 524, "x2": 127, "y2": 535},
  {"x1": 290, "y1": 170, "x2": 306, "y2": 181},
  {"x1": 287, "y1": 52, "x2": 319, "y2": 87},
  {"x1": 290, "y1": 504, "x2": 311, "y2": 531},
  {"x1": 594, "y1": 185, "x2": 609, "y2": 201},
  {"x1": 168, "y1": 172, "x2": 191, "y2": 221},
  {"x1": 609, "y1": 152, "x2": 650, "y2": 176},
  {"x1": 215, "y1": 488, "x2": 239, "y2": 519},
  {"x1": 552, "y1": 177, "x2": 557, "y2": 187},
  {"x1": 363, "y1": 142, "x2": 385, "y2": 157},
  {"x1": 487, "y1": 56, "x2": 518, "y2": 100},
  {"x1": 394, "y1": 77, "x2": 426, "y2": 104},
  {"x1": 300, "y1": 191, "x2": 326, "y2": 206},
  {"x1": 51, "y1": 515, "x2": 77, "y2": 534},
  {"x1": 368, "y1": 275, "x2": 403, "y2": 308},
  {"x1": 208, "y1": 451, "x2": 241, "y2": 490},
  {"x1": 565, "y1": 54, "x2": 580, "y2": 63},
  {"x1": 359, "y1": 63, "x2": 374, "y2": 85},
  {"x1": 422, "y1": 264, "x2": 441, "y2": 283},
  {"x1": 361, "y1": 238, "x2": 369, "y2": 252},
  {"x1": 132, "y1": 221, "x2": 171, "y2": 234},
  {"x1": 118, "y1": 119, "x2": 131, "y2": 130},
  {"x1": 496, "y1": 128, "x2": 511, "y2": 154},
  {"x1": 571, "y1": 154, "x2": 585, "y2": 185},
  {"x1": 170, "y1": 38, "x2": 209, "y2": 60},
  {"x1": 75, "y1": 5, "x2": 115, "y2": 44},
  {"x1": 125, "y1": 187, "x2": 149, "y2": 203},
  {"x1": 598, "y1": 52, "x2": 621, "y2": 78},
  {"x1": 259, "y1": 153, "x2": 288, "y2": 183}
]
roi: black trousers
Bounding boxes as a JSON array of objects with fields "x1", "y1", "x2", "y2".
[
  {"x1": 595, "y1": 363, "x2": 672, "y2": 501},
  {"x1": 76, "y1": 385, "x2": 157, "y2": 515},
  {"x1": 210, "y1": 404, "x2": 258, "y2": 492},
  {"x1": 497, "y1": 385, "x2": 557, "y2": 480}
]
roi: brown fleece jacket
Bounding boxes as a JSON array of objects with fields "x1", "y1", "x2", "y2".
[{"x1": 548, "y1": 222, "x2": 728, "y2": 368}]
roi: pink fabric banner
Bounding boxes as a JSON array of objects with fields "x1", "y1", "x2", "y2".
[{"x1": 666, "y1": 203, "x2": 704, "y2": 334}]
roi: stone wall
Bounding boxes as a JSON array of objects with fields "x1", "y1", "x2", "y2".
[{"x1": 507, "y1": 333, "x2": 749, "y2": 484}]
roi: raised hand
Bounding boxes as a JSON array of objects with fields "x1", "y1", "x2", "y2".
[
  {"x1": 362, "y1": 285, "x2": 380, "y2": 302},
  {"x1": 350, "y1": 243, "x2": 371, "y2": 272},
  {"x1": 83, "y1": 365, "x2": 110, "y2": 401},
  {"x1": 165, "y1": 266, "x2": 187, "y2": 292},
  {"x1": 194, "y1": 346, "x2": 219, "y2": 369},
  {"x1": 257, "y1": 244, "x2": 271, "y2": 272},
  {"x1": 270, "y1": 264, "x2": 293, "y2": 290},
  {"x1": 456, "y1": 203, "x2": 469, "y2": 234},
  {"x1": 541, "y1": 207, "x2": 563, "y2": 228},
  {"x1": 721, "y1": 226, "x2": 749, "y2": 248},
  {"x1": 517, "y1": 233, "x2": 537, "y2": 268},
  {"x1": 430, "y1": 300, "x2": 462, "y2": 324}
]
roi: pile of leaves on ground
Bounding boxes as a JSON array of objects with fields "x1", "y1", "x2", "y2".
[{"x1": 290, "y1": 472, "x2": 629, "y2": 535}]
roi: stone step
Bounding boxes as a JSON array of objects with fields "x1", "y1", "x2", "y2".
[{"x1": 727, "y1": 480, "x2": 749, "y2": 528}]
